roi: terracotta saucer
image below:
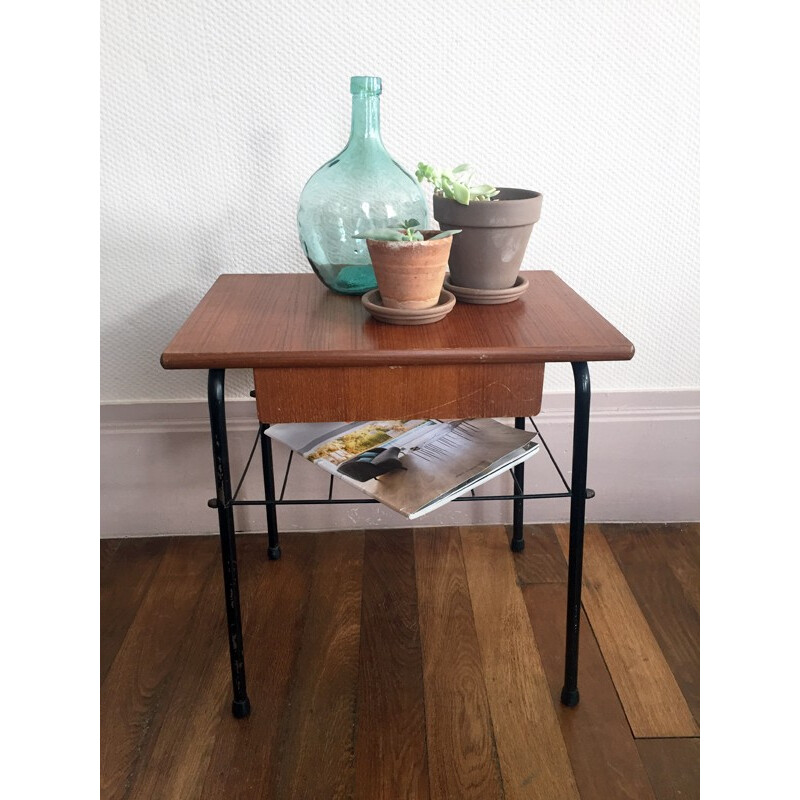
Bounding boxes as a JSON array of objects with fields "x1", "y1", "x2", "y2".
[
  {"x1": 443, "y1": 273, "x2": 529, "y2": 304},
  {"x1": 361, "y1": 289, "x2": 456, "y2": 325}
]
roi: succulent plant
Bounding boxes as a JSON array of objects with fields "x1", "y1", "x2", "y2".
[
  {"x1": 353, "y1": 219, "x2": 461, "y2": 242},
  {"x1": 415, "y1": 162, "x2": 499, "y2": 205}
]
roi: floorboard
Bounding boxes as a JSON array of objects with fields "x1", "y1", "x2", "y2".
[
  {"x1": 601, "y1": 524, "x2": 700, "y2": 725},
  {"x1": 505, "y1": 523, "x2": 567, "y2": 585},
  {"x1": 603, "y1": 523, "x2": 700, "y2": 615},
  {"x1": 100, "y1": 523, "x2": 700, "y2": 799},
  {"x1": 100, "y1": 537, "x2": 218, "y2": 800},
  {"x1": 128, "y1": 554, "x2": 229, "y2": 800},
  {"x1": 415, "y1": 526, "x2": 504, "y2": 799},
  {"x1": 267, "y1": 530, "x2": 364, "y2": 800},
  {"x1": 199, "y1": 532, "x2": 317, "y2": 799},
  {"x1": 524, "y1": 582, "x2": 657, "y2": 800},
  {"x1": 461, "y1": 526, "x2": 579, "y2": 800},
  {"x1": 554, "y1": 524, "x2": 699, "y2": 738},
  {"x1": 637, "y1": 738, "x2": 700, "y2": 800},
  {"x1": 100, "y1": 537, "x2": 168, "y2": 683},
  {"x1": 355, "y1": 530, "x2": 430, "y2": 800}
]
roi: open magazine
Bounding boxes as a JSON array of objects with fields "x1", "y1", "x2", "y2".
[{"x1": 264, "y1": 418, "x2": 539, "y2": 520}]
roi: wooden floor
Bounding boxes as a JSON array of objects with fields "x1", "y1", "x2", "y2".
[{"x1": 101, "y1": 523, "x2": 699, "y2": 799}]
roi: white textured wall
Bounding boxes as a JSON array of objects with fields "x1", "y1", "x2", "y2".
[{"x1": 101, "y1": 0, "x2": 699, "y2": 403}]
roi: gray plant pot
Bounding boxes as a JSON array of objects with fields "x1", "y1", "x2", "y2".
[{"x1": 433, "y1": 188, "x2": 543, "y2": 290}]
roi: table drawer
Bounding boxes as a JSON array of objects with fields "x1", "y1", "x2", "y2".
[{"x1": 253, "y1": 363, "x2": 544, "y2": 423}]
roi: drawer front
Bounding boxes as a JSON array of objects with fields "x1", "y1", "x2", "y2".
[{"x1": 254, "y1": 363, "x2": 544, "y2": 423}]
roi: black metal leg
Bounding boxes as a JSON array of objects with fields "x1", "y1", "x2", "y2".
[
  {"x1": 511, "y1": 416, "x2": 526, "y2": 551},
  {"x1": 208, "y1": 369, "x2": 251, "y2": 719},
  {"x1": 561, "y1": 361, "x2": 591, "y2": 707},
  {"x1": 259, "y1": 424, "x2": 282, "y2": 560}
]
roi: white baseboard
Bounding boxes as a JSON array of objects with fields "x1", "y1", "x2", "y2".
[{"x1": 100, "y1": 390, "x2": 699, "y2": 538}]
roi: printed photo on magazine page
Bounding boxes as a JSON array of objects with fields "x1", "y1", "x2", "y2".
[{"x1": 265, "y1": 418, "x2": 539, "y2": 519}]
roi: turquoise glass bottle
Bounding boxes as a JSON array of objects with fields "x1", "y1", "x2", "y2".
[{"x1": 297, "y1": 76, "x2": 429, "y2": 295}]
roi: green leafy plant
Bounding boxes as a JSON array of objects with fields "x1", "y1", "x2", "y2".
[
  {"x1": 353, "y1": 219, "x2": 461, "y2": 242},
  {"x1": 415, "y1": 162, "x2": 499, "y2": 205}
]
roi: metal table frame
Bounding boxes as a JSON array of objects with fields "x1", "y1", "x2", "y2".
[{"x1": 206, "y1": 361, "x2": 591, "y2": 719}]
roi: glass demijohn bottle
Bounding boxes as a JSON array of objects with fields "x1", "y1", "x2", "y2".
[{"x1": 297, "y1": 76, "x2": 429, "y2": 295}]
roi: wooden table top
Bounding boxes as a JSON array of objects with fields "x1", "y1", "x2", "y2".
[{"x1": 160, "y1": 271, "x2": 634, "y2": 370}]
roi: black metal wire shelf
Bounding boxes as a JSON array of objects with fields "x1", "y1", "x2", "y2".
[{"x1": 208, "y1": 415, "x2": 594, "y2": 512}]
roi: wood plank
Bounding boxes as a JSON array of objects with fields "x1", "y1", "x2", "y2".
[
  {"x1": 124, "y1": 533, "x2": 311, "y2": 799},
  {"x1": 461, "y1": 526, "x2": 579, "y2": 800},
  {"x1": 101, "y1": 525, "x2": 698, "y2": 798},
  {"x1": 354, "y1": 530, "x2": 429, "y2": 800},
  {"x1": 100, "y1": 538, "x2": 122, "y2": 570},
  {"x1": 636, "y1": 738, "x2": 700, "y2": 800},
  {"x1": 523, "y1": 583, "x2": 657, "y2": 800},
  {"x1": 100, "y1": 536, "x2": 218, "y2": 800},
  {"x1": 161, "y1": 271, "x2": 635, "y2": 371},
  {"x1": 601, "y1": 525, "x2": 700, "y2": 724},
  {"x1": 414, "y1": 527, "x2": 504, "y2": 799},
  {"x1": 200, "y1": 532, "x2": 318, "y2": 799},
  {"x1": 663, "y1": 523, "x2": 700, "y2": 614},
  {"x1": 100, "y1": 537, "x2": 168, "y2": 683},
  {"x1": 602, "y1": 523, "x2": 700, "y2": 614},
  {"x1": 126, "y1": 547, "x2": 229, "y2": 800},
  {"x1": 554, "y1": 524, "x2": 698, "y2": 738},
  {"x1": 508, "y1": 523, "x2": 568, "y2": 585},
  {"x1": 254, "y1": 362, "x2": 543, "y2": 422},
  {"x1": 268, "y1": 530, "x2": 364, "y2": 800}
]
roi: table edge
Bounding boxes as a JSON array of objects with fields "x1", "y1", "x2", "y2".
[{"x1": 161, "y1": 343, "x2": 635, "y2": 370}]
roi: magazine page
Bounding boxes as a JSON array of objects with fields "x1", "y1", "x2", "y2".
[{"x1": 265, "y1": 418, "x2": 539, "y2": 519}]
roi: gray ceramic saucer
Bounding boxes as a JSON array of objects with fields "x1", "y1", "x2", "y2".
[
  {"x1": 443, "y1": 273, "x2": 529, "y2": 304},
  {"x1": 361, "y1": 289, "x2": 456, "y2": 325}
]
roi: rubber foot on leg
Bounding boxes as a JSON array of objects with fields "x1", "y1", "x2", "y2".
[
  {"x1": 232, "y1": 697, "x2": 251, "y2": 718},
  {"x1": 510, "y1": 538, "x2": 525, "y2": 553},
  {"x1": 268, "y1": 545, "x2": 282, "y2": 561},
  {"x1": 560, "y1": 687, "x2": 580, "y2": 707}
]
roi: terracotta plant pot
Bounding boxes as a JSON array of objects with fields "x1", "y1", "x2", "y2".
[
  {"x1": 433, "y1": 188, "x2": 542, "y2": 290},
  {"x1": 366, "y1": 231, "x2": 453, "y2": 310}
]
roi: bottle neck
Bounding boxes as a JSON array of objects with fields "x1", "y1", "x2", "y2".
[{"x1": 347, "y1": 93, "x2": 384, "y2": 147}]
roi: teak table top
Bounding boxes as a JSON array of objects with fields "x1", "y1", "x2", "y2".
[{"x1": 161, "y1": 271, "x2": 634, "y2": 370}]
